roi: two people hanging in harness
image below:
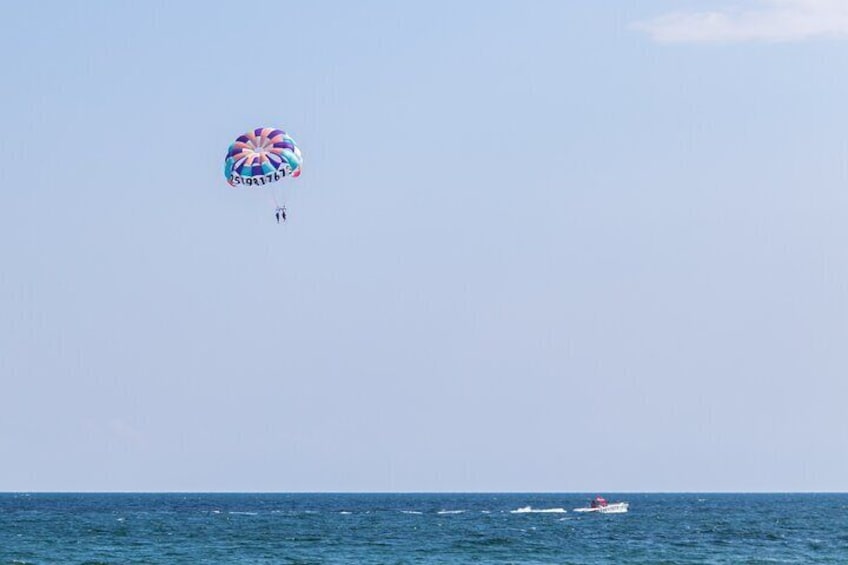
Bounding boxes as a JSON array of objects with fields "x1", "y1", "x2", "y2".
[{"x1": 275, "y1": 205, "x2": 287, "y2": 224}]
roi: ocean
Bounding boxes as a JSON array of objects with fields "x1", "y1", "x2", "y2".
[{"x1": 2, "y1": 493, "x2": 846, "y2": 563}]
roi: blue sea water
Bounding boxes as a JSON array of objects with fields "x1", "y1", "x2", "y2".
[{"x1": 2, "y1": 493, "x2": 847, "y2": 564}]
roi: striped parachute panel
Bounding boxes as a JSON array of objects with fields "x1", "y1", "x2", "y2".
[{"x1": 224, "y1": 127, "x2": 303, "y2": 186}]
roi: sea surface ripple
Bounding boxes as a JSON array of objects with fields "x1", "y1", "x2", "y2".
[{"x1": 2, "y1": 493, "x2": 847, "y2": 564}]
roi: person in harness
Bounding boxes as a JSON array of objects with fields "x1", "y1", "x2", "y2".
[{"x1": 275, "y1": 205, "x2": 287, "y2": 223}]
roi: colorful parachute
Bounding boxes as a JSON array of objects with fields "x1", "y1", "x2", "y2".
[{"x1": 224, "y1": 127, "x2": 302, "y2": 187}]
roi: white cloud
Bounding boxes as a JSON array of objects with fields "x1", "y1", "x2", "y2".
[
  {"x1": 109, "y1": 418, "x2": 146, "y2": 446},
  {"x1": 633, "y1": 0, "x2": 848, "y2": 43}
]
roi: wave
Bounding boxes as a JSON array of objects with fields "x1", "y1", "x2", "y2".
[
  {"x1": 437, "y1": 510, "x2": 466, "y2": 515},
  {"x1": 510, "y1": 506, "x2": 567, "y2": 514}
]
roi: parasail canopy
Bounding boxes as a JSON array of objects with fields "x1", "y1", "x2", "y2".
[{"x1": 224, "y1": 127, "x2": 302, "y2": 187}]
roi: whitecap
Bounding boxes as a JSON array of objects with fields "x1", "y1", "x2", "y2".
[{"x1": 511, "y1": 506, "x2": 567, "y2": 514}]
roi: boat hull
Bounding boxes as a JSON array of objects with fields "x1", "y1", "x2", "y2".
[{"x1": 573, "y1": 502, "x2": 629, "y2": 514}]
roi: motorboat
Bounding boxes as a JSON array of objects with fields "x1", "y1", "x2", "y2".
[{"x1": 573, "y1": 496, "x2": 629, "y2": 514}]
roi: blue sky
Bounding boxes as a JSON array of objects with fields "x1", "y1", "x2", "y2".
[{"x1": 2, "y1": 1, "x2": 847, "y2": 492}]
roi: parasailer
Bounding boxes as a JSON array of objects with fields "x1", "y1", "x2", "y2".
[{"x1": 224, "y1": 127, "x2": 302, "y2": 222}]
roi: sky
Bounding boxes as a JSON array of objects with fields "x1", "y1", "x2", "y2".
[{"x1": 1, "y1": 0, "x2": 847, "y2": 492}]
